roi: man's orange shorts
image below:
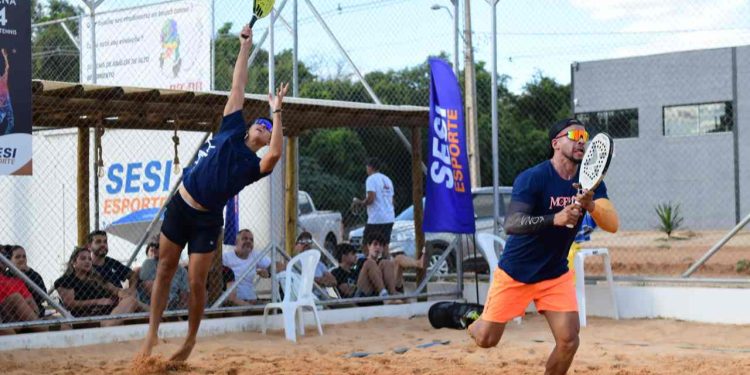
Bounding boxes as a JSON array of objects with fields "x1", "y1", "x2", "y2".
[{"x1": 481, "y1": 267, "x2": 577, "y2": 323}]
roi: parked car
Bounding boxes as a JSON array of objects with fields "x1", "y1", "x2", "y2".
[
  {"x1": 298, "y1": 190, "x2": 343, "y2": 252},
  {"x1": 348, "y1": 186, "x2": 513, "y2": 274}
]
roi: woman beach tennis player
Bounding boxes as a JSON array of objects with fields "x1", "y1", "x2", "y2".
[{"x1": 138, "y1": 24, "x2": 289, "y2": 362}]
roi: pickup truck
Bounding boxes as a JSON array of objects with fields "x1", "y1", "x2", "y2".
[{"x1": 298, "y1": 190, "x2": 343, "y2": 252}]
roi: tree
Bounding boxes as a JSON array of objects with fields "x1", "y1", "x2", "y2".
[{"x1": 32, "y1": 0, "x2": 83, "y2": 82}]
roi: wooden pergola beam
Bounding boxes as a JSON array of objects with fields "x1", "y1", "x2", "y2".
[{"x1": 32, "y1": 80, "x2": 429, "y2": 261}]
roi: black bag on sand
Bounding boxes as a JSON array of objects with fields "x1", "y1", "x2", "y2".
[{"x1": 428, "y1": 301, "x2": 484, "y2": 330}]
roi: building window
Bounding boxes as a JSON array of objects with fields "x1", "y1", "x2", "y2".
[
  {"x1": 575, "y1": 109, "x2": 638, "y2": 139},
  {"x1": 663, "y1": 102, "x2": 733, "y2": 136}
]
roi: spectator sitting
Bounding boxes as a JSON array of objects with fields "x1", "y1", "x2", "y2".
[
  {"x1": 217, "y1": 265, "x2": 251, "y2": 307},
  {"x1": 293, "y1": 231, "x2": 337, "y2": 298},
  {"x1": 137, "y1": 242, "x2": 189, "y2": 310},
  {"x1": 0, "y1": 267, "x2": 40, "y2": 331},
  {"x1": 87, "y1": 230, "x2": 137, "y2": 290},
  {"x1": 222, "y1": 229, "x2": 283, "y2": 303},
  {"x1": 331, "y1": 243, "x2": 359, "y2": 298},
  {"x1": 355, "y1": 233, "x2": 400, "y2": 303},
  {"x1": 54, "y1": 247, "x2": 138, "y2": 327},
  {"x1": 2, "y1": 245, "x2": 47, "y2": 318}
]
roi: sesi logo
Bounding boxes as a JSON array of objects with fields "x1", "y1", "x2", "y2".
[{"x1": 105, "y1": 160, "x2": 173, "y2": 194}]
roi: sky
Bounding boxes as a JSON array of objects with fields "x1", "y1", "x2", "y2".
[{"x1": 58, "y1": 0, "x2": 750, "y2": 93}]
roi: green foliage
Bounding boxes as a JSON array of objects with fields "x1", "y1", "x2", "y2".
[
  {"x1": 298, "y1": 156, "x2": 362, "y2": 228},
  {"x1": 655, "y1": 202, "x2": 684, "y2": 238},
  {"x1": 736, "y1": 259, "x2": 750, "y2": 274},
  {"x1": 302, "y1": 128, "x2": 367, "y2": 182},
  {"x1": 32, "y1": 0, "x2": 83, "y2": 82}
]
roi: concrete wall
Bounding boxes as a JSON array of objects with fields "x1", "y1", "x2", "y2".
[{"x1": 573, "y1": 46, "x2": 747, "y2": 230}]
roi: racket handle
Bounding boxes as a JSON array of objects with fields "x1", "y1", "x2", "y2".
[
  {"x1": 565, "y1": 201, "x2": 582, "y2": 228},
  {"x1": 241, "y1": 16, "x2": 259, "y2": 39}
]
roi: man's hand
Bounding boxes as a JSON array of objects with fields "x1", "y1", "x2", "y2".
[
  {"x1": 117, "y1": 288, "x2": 135, "y2": 299},
  {"x1": 573, "y1": 183, "x2": 595, "y2": 212},
  {"x1": 268, "y1": 82, "x2": 290, "y2": 112},
  {"x1": 554, "y1": 203, "x2": 582, "y2": 227},
  {"x1": 1, "y1": 49, "x2": 7, "y2": 58},
  {"x1": 317, "y1": 273, "x2": 337, "y2": 287},
  {"x1": 239, "y1": 25, "x2": 252, "y2": 48},
  {"x1": 256, "y1": 268, "x2": 270, "y2": 278}
]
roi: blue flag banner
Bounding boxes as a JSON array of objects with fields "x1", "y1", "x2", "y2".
[
  {"x1": 223, "y1": 195, "x2": 239, "y2": 245},
  {"x1": 423, "y1": 57, "x2": 475, "y2": 234}
]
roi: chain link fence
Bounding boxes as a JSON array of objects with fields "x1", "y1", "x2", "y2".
[{"x1": 1, "y1": 0, "x2": 748, "y2": 330}]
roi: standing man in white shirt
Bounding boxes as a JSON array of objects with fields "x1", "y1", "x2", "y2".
[
  {"x1": 353, "y1": 158, "x2": 395, "y2": 258},
  {"x1": 222, "y1": 229, "x2": 280, "y2": 302}
]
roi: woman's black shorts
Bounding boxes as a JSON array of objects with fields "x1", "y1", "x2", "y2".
[{"x1": 161, "y1": 192, "x2": 223, "y2": 254}]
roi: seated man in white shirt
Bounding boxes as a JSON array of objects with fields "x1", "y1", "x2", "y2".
[{"x1": 222, "y1": 229, "x2": 283, "y2": 303}]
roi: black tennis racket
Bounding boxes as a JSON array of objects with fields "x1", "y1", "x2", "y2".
[{"x1": 241, "y1": 0, "x2": 276, "y2": 38}]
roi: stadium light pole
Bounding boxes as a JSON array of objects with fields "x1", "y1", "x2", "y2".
[{"x1": 430, "y1": 2, "x2": 459, "y2": 77}]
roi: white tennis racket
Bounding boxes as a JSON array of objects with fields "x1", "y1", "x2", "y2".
[
  {"x1": 241, "y1": 0, "x2": 275, "y2": 38},
  {"x1": 567, "y1": 132, "x2": 614, "y2": 228}
]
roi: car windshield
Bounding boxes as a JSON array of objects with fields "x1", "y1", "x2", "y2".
[{"x1": 395, "y1": 205, "x2": 415, "y2": 221}]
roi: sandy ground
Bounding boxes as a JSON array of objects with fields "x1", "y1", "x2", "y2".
[
  {"x1": 1, "y1": 314, "x2": 749, "y2": 375},
  {"x1": 582, "y1": 230, "x2": 750, "y2": 277}
]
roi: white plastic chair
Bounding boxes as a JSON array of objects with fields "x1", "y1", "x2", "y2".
[
  {"x1": 475, "y1": 233, "x2": 522, "y2": 325},
  {"x1": 475, "y1": 233, "x2": 504, "y2": 284},
  {"x1": 262, "y1": 251, "x2": 324, "y2": 342},
  {"x1": 574, "y1": 248, "x2": 619, "y2": 327}
]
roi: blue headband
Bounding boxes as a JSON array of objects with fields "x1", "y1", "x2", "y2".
[{"x1": 253, "y1": 118, "x2": 273, "y2": 132}]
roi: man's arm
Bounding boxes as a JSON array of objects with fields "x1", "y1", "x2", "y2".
[
  {"x1": 587, "y1": 198, "x2": 619, "y2": 233},
  {"x1": 575, "y1": 186, "x2": 619, "y2": 233},
  {"x1": 259, "y1": 82, "x2": 289, "y2": 174},
  {"x1": 127, "y1": 268, "x2": 138, "y2": 291},
  {"x1": 223, "y1": 25, "x2": 252, "y2": 116},
  {"x1": 315, "y1": 272, "x2": 338, "y2": 287},
  {"x1": 504, "y1": 201, "x2": 581, "y2": 235},
  {"x1": 353, "y1": 191, "x2": 376, "y2": 206}
]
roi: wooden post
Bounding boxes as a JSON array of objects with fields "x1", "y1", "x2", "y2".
[
  {"x1": 412, "y1": 127, "x2": 425, "y2": 287},
  {"x1": 77, "y1": 126, "x2": 90, "y2": 245},
  {"x1": 285, "y1": 136, "x2": 299, "y2": 256}
]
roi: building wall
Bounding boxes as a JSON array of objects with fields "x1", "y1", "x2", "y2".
[{"x1": 573, "y1": 47, "x2": 745, "y2": 230}]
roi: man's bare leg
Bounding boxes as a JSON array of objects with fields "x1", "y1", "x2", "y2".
[
  {"x1": 102, "y1": 295, "x2": 138, "y2": 327},
  {"x1": 137, "y1": 234, "x2": 182, "y2": 357},
  {"x1": 467, "y1": 318, "x2": 507, "y2": 348},
  {"x1": 169, "y1": 251, "x2": 213, "y2": 362},
  {"x1": 356, "y1": 258, "x2": 385, "y2": 295},
  {"x1": 542, "y1": 311, "x2": 580, "y2": 375},
  {"x1": 379, "y1": 259, "x2": 399, "y2": 294}
]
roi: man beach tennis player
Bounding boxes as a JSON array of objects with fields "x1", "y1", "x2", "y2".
[
  {"x1": 138, "y1": 24, "x2": 289, "y2": 362},
  {"x1": 468, "y1": 118, "x2": 619, "y2": 375}
]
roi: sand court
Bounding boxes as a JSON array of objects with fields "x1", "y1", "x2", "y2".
[{"x1": 2, "y1": 313, "x2": 749, "y2": 375}]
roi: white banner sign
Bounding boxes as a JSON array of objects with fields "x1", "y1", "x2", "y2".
[{"x1": 81, "y1": 0, "x2": 212, "y2": 91}]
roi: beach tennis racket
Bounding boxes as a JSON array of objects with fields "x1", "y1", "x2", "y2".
[
  {"x1": 567, "y1": 132, "x2": 614, "y2": 228},
  {"x1": 241, "y1": 0, "x2": 275, "y2": 38}
]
